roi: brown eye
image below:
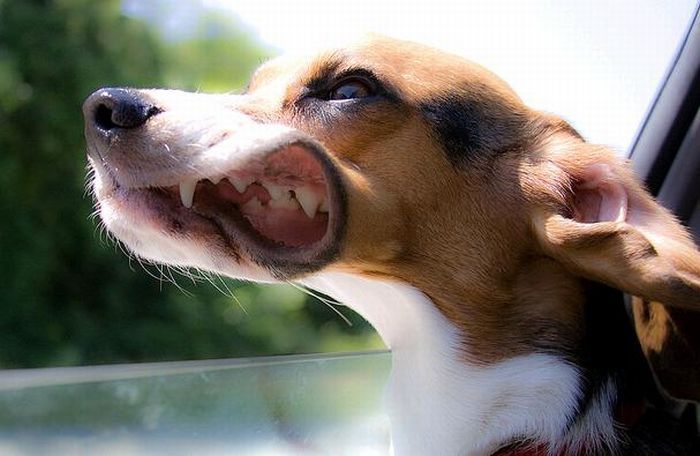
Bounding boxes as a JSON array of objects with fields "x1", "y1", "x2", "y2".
[{"x1": 329, "y1": 79, "x2": 372, "y2": 101}]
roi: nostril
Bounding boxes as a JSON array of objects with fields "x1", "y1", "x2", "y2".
[
  {"x1": 87, "y1": 88, "x2": 160, "y2": 132},
  {"x1": 95, "y1": 103, "x2": 117, "y2": 131}
]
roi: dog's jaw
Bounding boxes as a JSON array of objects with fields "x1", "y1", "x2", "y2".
[{"x1": 303, "y1": 273, "x2": 617, "y2": 456}]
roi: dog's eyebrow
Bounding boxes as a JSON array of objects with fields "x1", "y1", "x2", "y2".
[
  {"x1": 419, "y1": 86, "x2": 530, "y2": 166},
  {"x1": 299, "y1": 52, "x2": 345, "y2": 94}
]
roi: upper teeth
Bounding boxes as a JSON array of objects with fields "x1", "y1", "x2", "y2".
[
  {"x1": 294, "y1": 186, "x2": 322, "y2": 219},
  {"x1": 230, "y1": 176, "x2": 255, "y2": 194},
  {"x1": 179, "y1": 179, "x2": 197, "y2": 208},
  {"x1": 265, "y1": 184, "x2": 296, "y2": 210},
  {"x1": 177, "y1": 177, "x2": 329, "y2": 219},
  {"x1": 262, "y1": 183, "x2": 287, "y2": 201}
]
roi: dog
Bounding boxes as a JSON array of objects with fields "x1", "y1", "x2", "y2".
[{"x1": 83, "y1": 35, "x2": 700, "y2": 455}]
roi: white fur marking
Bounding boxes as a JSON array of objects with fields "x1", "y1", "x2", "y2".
[{"x1": 303, "y1": 273, "x2": 616, "y2": 455}]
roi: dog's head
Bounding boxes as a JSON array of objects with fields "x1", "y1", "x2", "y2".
[{"x1": 84, "y1": 35, "x2": 700, "y2": 372}]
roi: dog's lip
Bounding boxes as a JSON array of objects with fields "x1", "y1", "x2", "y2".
[
  {"x1": 198, "y1": 140, "x2": 346, "y2": 276},
  {"x1": 94, "y1": 140, "x2": 347, "y2": 278}
]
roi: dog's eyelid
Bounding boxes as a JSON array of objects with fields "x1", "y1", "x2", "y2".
[
  {"x1": 301, "y1": 67, "x2": 389, "y2": 102},
  {"x1": 330, "y1": 68, "x2": 384, "y2": 95}
]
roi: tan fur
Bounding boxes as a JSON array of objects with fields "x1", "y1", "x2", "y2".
[
  {"x1": 246, "y1": 36, "x2": 700, "y2": 389},
  {"x1": 88, "y1": 35, "x2": 700, "y2": 403}
]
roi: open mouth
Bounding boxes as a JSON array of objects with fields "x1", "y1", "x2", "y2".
[
  {"x1": 173, "y1": 144, "x2": 329, "y2": 248},
  {"x1": 152, "y1": 141, "x2": 346, "y2": 275}
]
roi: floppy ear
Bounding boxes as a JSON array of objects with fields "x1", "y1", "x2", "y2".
[
  {"x1": 530, "y1": 142, "x2": 700, "y2": 311},
  {"x1": 529, "y1": 140, "x2": 700, "y2": 401},
  {"x1": 631, "y1": 299, "x2": 700, "y2": 401}
]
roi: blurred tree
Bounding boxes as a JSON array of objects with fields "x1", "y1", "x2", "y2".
[{"x1": 0, "y1": 0, "x2": 379, "y2": 368}]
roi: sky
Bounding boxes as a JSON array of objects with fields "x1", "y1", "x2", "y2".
[{"x1": 140, "y1": 0, "x2": 698, "y2": 155}]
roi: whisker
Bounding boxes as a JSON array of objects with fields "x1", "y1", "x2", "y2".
[
  {"x1": 218, "y1": 276, "x2": 248, "y2": 314},
  {"x1": 287, "y1": 282, "x2": 352, "y2": 326},
  {"x1": 163, "y1": 265, "x2": 194, "y2": 297},
  {"x1": 202, "y1": 270, "x2": 232, "y2": 298}
]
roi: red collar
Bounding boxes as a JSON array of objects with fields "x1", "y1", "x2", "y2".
[
  {"x1": 492, "y1": 400, "x2": 646, "y2": 456},
  {"x1": 494, "y1": 442, "x2": 590, "y2": 456},
  {"x1": 493, "y1": 444, "x2": 550, "y2": 456}
]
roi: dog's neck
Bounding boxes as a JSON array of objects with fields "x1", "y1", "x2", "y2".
[{"x1": 302, "y1": 272, "x2": 618, "y2": 456}]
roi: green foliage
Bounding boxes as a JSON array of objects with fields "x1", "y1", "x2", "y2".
[
  {"x1": 0, "y1": 0, "x2": 379, "y2": 368},
  {"x1": 164, "y1": 13, "x2": 270, "y2": 91}
]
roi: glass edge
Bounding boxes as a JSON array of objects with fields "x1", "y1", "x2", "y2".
[{"x1": 0, "y1": 349, "x2": 391, "y2": 392}]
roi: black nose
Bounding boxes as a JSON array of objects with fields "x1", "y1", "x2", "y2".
[{"x1": 83, "y1": 88, "x2": 159, "y2": 132}]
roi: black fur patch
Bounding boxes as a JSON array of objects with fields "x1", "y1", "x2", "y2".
[
  {"x1": 419, "y1": 88, "x2": 528, "y2": 166},
  {"x1": 566, "y1": 282, "x2": 655, "y2": 431}
]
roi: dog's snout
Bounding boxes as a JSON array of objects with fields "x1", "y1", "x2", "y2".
[{"x1": 84, "y1": 88, "x2": 159, "y2": 133}]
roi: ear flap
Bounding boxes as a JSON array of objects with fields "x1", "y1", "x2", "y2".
[
  {"x1": 531, "y1": 155, "x2": 700, "y2": 311},
  {"x1": 631, "y1": 299, "x2": 700, "y2": 401},
  {"x1": 530, "y1": 142, "x2": 700, "y2": 401}
]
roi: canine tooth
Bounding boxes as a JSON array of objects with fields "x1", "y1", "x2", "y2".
[
  {"x1": 211, "y1": 175, "x2": 224, "y2": 185},
  {"x1": 230, "y1": 176, "x2": 254, "y2": 193},
  {"x1": 319, "y1": 197, "x2": 329, "y2": 213},
  {"x1": 295, "y1": 186, "x2": 321, "y2": 219},
  {"x1": 179, "y1": 179, "x2": 197, "y2": 208}
]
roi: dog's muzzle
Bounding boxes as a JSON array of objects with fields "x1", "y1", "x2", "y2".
[{"x1": 82, "y1": 87, "x2": 347, "y2": 279}]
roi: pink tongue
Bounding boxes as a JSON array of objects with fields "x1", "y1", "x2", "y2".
[{"x1": 243, "y1": 207, "x2": 328, "y2": 247}]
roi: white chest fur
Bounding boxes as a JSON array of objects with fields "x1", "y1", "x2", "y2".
[{"x1": 302, "y1": 273, "x2": 615, "y2": 456}]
